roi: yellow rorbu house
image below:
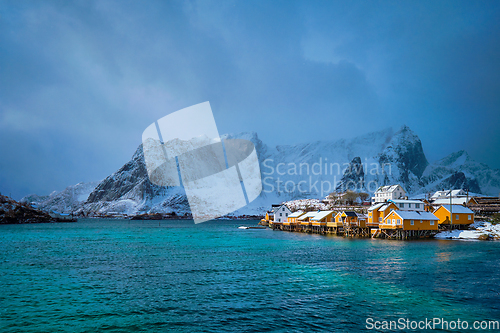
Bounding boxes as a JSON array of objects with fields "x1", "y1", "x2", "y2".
[
  {"x1": 298, "y1": 211, "x2": 318, "y2": 232},
  {"x1": 260, "y1": 212, "x2": 272, "y2": 225},
  {"x1": 433, "y1": 205, "x2": 474, "y2": 230},
  {"x1": 367, "y1": 202, "x2": 399, "y2": 227},
  {"x1": 327, "y1": 212, "x2": 344, "y2": 234},
  {"x1": 335, "y1": 211, "x2": 369, "y2": 236},
  {"x1": 380, "y1": 210, "x2": 439, "y2": 239},
  {"x1": 284, "y1": 211, "x2": 305, "y2": 231},
  {"x1": 336, "y1": 211, "x2": 358, "y2": 226},
  {"x1": 310, "y1": 210, "x2": 336, "y2": 233}
]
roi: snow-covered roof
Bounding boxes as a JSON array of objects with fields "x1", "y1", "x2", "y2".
[
  {"x1": 272, "y1": 204, "x2": 289, "y2": 212},
  {"x1": 375, "y1": 185, "x2": 404, "y2": 193},
  {"x1": 357, "y1": 214, "x2": 368, "y2": 219},
  {"x1": 389, "y1": 199, "x2": 425, "y2": 205},
  {"x1": 342, "y1": 211, "x2": 358, "y2": 217},
  {"x1": 368, "y1": 203, "x2": 384, "y2": 211},
  {"x1": 379, "y1": 203, "x2": 396, "y2": 212},
  {"x1": 288, "y1": 211, "x2": 305, "y2": 218},
  {"x1": 311, "y1": 210, "x2": 334, "y2": 221},
  {"x1": 437, "y1": 205, "x2": 474, "y2": 214},
  {"x1": 390, "y1": 210, "x2": 439, "y2": 221},
  {"x1": 431, "y1": 190, "x2": 448, "y2": 199},
  {"x1": 451, "y1": 189, "x2": 466, "y2": 196},
  {"x1": 431, "y1": 189, "x2": 466, "y2": 199},
  {"x1": 298, "y1": 212, "x2": 318, "y2": 221},
  {"x1": 432, "y1": 198, "x2": 471, "y2": 206}
]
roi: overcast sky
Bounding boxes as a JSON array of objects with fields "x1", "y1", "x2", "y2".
[{"x1": 1, "y1": 0, "x2": 499, "y2": 199}]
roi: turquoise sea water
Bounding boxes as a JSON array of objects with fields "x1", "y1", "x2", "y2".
[{"x1": 1, "y1": 219, "x2": 499, "y2": 332}]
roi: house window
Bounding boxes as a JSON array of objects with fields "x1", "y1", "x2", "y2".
[
  {"x1": 379, "y1": 217, "x2": 382, "y2": 222},
  {"x1": 415, "y1": 203, "x2": 420, "y2": 209},
  {"x1": 410, "y1": 220, "x2": 414, "y2": 225},
  {"x1": 468, "y1": 215, "x2": 472, "y2": 220},
  {"x1": 399, "y1": 203, "x2": 404, "y2": 208},
  {"x1": 285, "y1": 213, "x2": 288, "y2": 217},
  {"x1": 283, "y1": 208, "x2": 285, "y2": 211},
  {"x1": 408, "y1": 203, "x2": 412, "y2": 208},
  {"x1": 430, "y1": 221, "x2": 434, "y2": 225},
  {"x1": 397, "y1": 219, "x2": 401, "y2": 225},
  {"x1": 420, "y1": 220, "x2": 423, "y2": 223},
  {"x1": 392, "y1": 219, "x2": 395, "y2": 224},
  {"x1": 456, "y1": 215, "x2": 459, "y2": 220},
  {"x1": 280, "y1": 213, "x2": 282, "y2": 216}
]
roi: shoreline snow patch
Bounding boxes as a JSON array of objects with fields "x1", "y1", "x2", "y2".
[{"x1": 435, "y1": 221, "x2": 500, "y2": 240}]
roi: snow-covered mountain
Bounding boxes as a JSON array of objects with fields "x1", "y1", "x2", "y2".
[
  {"x1": 21, "y1": 181, "x2": 100, "y2": 214},
  {"x1": 259, "y1": 125, "x2": 429, "y2": 199},
  {"x1": 421, "y1": 150, "x2": 500, "y2": 195},
  {"x1": 22, "y1": 126, "x2": 500, "y2": 216}
]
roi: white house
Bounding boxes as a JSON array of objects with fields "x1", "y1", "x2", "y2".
[
  {"x1": 272, "y1": 204, "x2": 291, "y2": 223},
  {"x1": 431, "y1": 197, "x2": 476, "y2": 206},
  {"x1": 389, "y1": 199, "x2": 425, "y2": 211},
  {"x1": 430, "y1": 189, "x2": 466, "y2": 200},
  {"x1": 372, "y1": 185, "x2": 407, "y2": 203}
]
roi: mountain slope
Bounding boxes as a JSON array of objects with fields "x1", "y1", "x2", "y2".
[
  {"x1": 421, "y1": 150, "x2": 499, "y2": 195},
  {"x1": 23, "y1": 126, "x2": 500, "y2": 216},
  {"x1": 21, "y1": 181, "x2": 99, "y2": 214}
]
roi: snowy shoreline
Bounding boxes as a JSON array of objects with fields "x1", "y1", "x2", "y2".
[{"x1": 435, "y1": 221, "x2": 500, "y2": 240}]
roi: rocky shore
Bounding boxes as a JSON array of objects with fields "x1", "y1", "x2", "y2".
[{"x1": 0, "y1": 194, "x2": 76, "y2": 224}]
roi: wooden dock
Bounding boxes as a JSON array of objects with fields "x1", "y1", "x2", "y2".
[{"x1": 270, "y1": 221, "x2": 438, "y2": 240}]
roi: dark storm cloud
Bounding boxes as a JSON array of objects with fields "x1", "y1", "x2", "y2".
[{"x1": 0, "y1": 0, "x2": 499, "y2": 199}]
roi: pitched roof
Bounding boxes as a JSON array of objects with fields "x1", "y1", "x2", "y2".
[
  {"x1": 431, "y1": 189, "x2": 466, "y2": 198},
  {"x1": 389, "y1": 199, "x2": 425, "y2": 205},
  {"x1": 375, "y1": 185, "x2": 403, "y2": 193},
  {"x1": 298, "y1": 212, "x2": 318, "y2": 221},
  {"x1": 437, "y1": 205, "x2": 474, "y2": 214},
  {"x1": 368, "y1": 203, "x2": 385, "y2": 211},
  {"x1": 431, "y1": 190, "x2": 448, "y2": 198},
  {"x1": 311, "y1": 210, "x2": 335, "y2": 221},
  {"x1": 390, "y1": 210, "x2": 439, "y2": 221},
  {"x1": 450, "y1": 189, "x2": 466, "y2": 196},
  {"x1": 288, "y1": 211, "x2": 305, "y2": 218},
  {"x1": 432, "y1": 198, "x2": 471, "y2": 205},
  {"x1": 379, "y1": 203, "x2": 396, "y2": 212},
  {"x1": 343, "y1": 211, "x2": 358, "y2": 217},
  {"x1": 272, "y1": 204, "x2": 289, "y2": 212}
]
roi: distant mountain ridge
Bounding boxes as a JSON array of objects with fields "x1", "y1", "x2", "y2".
[{"x1": 22, "y1": 126, "x2": 500, "y2": 216}]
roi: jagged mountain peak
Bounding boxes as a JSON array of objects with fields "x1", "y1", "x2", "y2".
[
  {"x1": 222, "y1": 131, "x2": 270, "y2": 162},
  {"x1": 131, "y1": 143, "x2": 144, "y2": 160},
  {"x1": 391, "y1": 125, "x2": 422, "y2": 146},
  {"x1": 378, "y1": 125, "x2": 429, "y2": 181}
]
